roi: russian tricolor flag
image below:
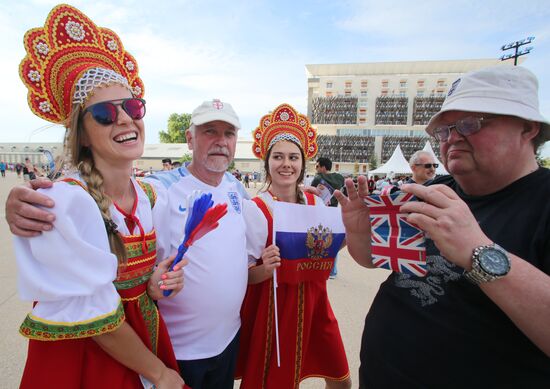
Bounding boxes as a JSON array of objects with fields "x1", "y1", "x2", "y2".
[{"x1": 271, "y1": 202, "x2": 346, "y2": 283}]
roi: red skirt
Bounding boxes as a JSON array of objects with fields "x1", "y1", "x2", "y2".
[
  {"x1": 20, "y1": 297, "x2": 179, "y2": 389},
  {"x1": 236, "y1": 279, "x2": 349, "y2": 389}
]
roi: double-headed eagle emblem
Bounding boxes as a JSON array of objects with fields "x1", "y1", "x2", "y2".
[{"x1": 306, "y1": 224, "x2": 333, "y2": 259}]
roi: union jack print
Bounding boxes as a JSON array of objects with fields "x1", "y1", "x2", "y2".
[{"x1": 365, "y1": 192, "x2": 427, "y2": 277}]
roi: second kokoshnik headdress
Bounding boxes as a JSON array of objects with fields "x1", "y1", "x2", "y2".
[
  {"x1": 19, "y1": 3, "x2": 144, "y2": 124},
  {"x1": 252, "y1": 103, "x2": 318, "y2": 160}
]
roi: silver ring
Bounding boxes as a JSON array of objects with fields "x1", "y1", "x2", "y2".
[{"x1": 157, "y1": 280, "x2": 164, "y2": 287}]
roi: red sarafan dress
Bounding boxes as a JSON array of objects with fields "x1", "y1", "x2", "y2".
[
  {"x1": 236, "y1": 191, "x2": 349, "y2": 389},
  {"x1": 15, "y1": 177, "x2": 180, "y2": 389}
]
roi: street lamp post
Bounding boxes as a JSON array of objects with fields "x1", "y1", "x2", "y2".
[{"x1": 500, "y1": 37, "x2": 535, "y2": 65}]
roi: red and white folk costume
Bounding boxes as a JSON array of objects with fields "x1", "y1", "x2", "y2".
[
  {"x1": 14, "y1": 5, "x2": 177, "y2": 388},
  {"x1": 236, "y1": 104, "x2": 349, "y2": 388}
]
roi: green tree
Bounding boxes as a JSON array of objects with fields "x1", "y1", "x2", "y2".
[
  {"x1": 368, "y1": 153, "x2": 378, "y2": 170},
  {"x1": 177, "y1": 153, "x2": 193, "y2": 164},
  {"x1": 159, "y1": 113, "x2": 191, "y2": 143}
]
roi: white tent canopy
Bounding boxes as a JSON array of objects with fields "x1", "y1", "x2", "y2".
[
  {"x1": 370, "y1": 144, "x2": 411, "y2": 176},
  {"x1": 422, "y1": 141, "x2": 449, "y2": 175}
]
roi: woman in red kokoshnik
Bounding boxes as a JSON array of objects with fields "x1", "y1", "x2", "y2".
[
  {"x1": 236, "y1": 104, "x2": 351, "y2": 388},
  {"x1": 14, "y1": 5, "x2": 187, "y2": 388}
]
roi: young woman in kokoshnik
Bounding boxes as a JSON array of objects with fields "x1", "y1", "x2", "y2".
[
  {"x1": 15, "y1": 5, "x2": 187, "y2": 388},
  {"x1": 235, "y1": 104, "x2": 351, "y2": 389}
]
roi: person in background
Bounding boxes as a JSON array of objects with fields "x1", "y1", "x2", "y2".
[
  {"x1": 237, "y1": 103, "x2": 351, "y2": 389},
  {"x1": 13, "y1": 4, "x2": 185, "y2": 388},
  {"x1": 0, "y1": 161, "x2": 6, "y2": 177},
  {"x1": 162, "y1": 158, "x2": 172, "y2": 171},
  {"x1": 311, "y1": 156, "x2": 344, "y2": 278},
  {"x1": 337, "y1": 65, "x2": 550, "y2": 388},
  {"x1": 23, "y1": 158, "x2": 36, "y2": 181},
  {"x1": 407, "y1": 150, "x2": 438, "y2": 185}
]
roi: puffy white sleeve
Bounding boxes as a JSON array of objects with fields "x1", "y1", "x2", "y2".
[
  {"x1": 242, "y1": 199, "x2": 268, "y2": 266},
  {"x1": 14, "y1": 182, "x2": 123, "y2": 340},
  {"x1": 145, "y1": 178, "x2": 172, "y2": 263}
]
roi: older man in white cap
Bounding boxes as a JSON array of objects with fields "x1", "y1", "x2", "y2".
[
  {"x1": 337, "y1": 65, "x2": 550, "y2": 388},
  {"x1": 6, "y1": 99, "x2": 259, "y2": 388}
]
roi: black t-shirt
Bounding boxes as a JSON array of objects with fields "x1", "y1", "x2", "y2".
[
  {"x1": 360, "y1": 168, "x2": 550, "y2": 389},
  {"x1": 311, "y1": 172, "x2": 345, "y2": 207}
]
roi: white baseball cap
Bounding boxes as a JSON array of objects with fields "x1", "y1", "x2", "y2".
[
  {"x1": 191, "y1": 99, "x2": 241, "y2": 129},
  {"x1": 426, "y1": 65, "x2": 550, "y2": 141}
]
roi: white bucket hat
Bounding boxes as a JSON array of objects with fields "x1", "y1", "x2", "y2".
[
  {"x1": 191, "y1": 99, "x2": 241, "y2": 129},
  {"x1": 425, "y1": 65, "x2": 550, "y2": 141}
]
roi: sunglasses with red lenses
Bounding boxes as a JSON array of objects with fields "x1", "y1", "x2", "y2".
[{"x1": 82, "y1": 98, "x2": 146, "y2": 125}]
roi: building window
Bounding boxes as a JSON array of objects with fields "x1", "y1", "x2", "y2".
[
  {"x1": 325, "y1": 91, "x2": 333, "y2": 97},
  {"x1": 326, "y1": 82, "x2": 333, "y2": 88},
  {"x1": 359, "y1": 117, "x2": 366, "y2": 123},
  {"x1": 399, "y1": 91, "x2": 406, "y2": 97},
  {"x1": 345, "y1": 81, "x2": 352, "y2": 89},
  {"x1": 361, "y1": 80, "x2": 368, "y2": 88},
  {"x1": 359, "y1": 100, "x2": 368, "y2": 107},
  {"x1": 381, "y1": 90, "x2": 388, "y2": 96},
  {"x1": 417, "y1": 90, "x2": 424, "y2": 97},
  {"x1": 400, "y1": 80, "x2": 407, "y2": 88},
  {"x1": 360, "y1": 90, "x2": 367, "y2": 97},
  {"x1": 335, "y1": 163, "x2": 340, "y2": 171},
  {"x1": 437, "y1": 79, "x2": 446, "y2": 87},
  {"x1": 417, "y1": 80, "x2": 425, "y2": 87},
  {"x1": 381, "y1": 80, "x2": 389, "y2": 88},
  {"x1": 345, "y1": 90, "x2": 351, "y2": 96}
]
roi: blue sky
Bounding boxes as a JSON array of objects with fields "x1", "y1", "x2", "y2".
[{"x1": 1, "y1": 0, "x2": 549, "y2": 156}]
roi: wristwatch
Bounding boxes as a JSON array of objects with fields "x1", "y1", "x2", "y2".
[{"x1": 464, "y1": 243, "x2": 511, "y2": 285}]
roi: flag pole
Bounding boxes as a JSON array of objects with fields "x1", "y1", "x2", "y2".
[{"x1": 272, "y1": 207, "x2": 281, "y2": 368}]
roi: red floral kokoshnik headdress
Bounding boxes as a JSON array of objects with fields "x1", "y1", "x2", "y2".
[
  {"x1": 19, "y1": 4, "x2": 144, "y2": 124},
  {"x1": 252, "y1": 103, "x2": 318, "y2": 160}
]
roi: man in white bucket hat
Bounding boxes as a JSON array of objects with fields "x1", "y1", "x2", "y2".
[{"x1": 336, "y1": 65, "x2": 550, "y2": 388}]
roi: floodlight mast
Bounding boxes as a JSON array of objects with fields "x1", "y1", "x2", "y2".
[{"x1": 500, "y1": 36, "x2": 535, "y2": 65}]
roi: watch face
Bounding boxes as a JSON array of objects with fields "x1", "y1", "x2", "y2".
[{"x1": 479, "y1": 248, "x2": 510, "y2": 276}]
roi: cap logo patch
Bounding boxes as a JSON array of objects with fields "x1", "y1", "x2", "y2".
[
  {"x1": 448, "y1": 78, "x2": 461, "y2": 96},
  {"x1": 212, "y1": 100, "x2": 224, "y2": 110}
]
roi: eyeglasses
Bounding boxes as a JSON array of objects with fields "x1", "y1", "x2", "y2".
[
  {"x1": 432, "y1": 115, "x2": 496, "y2": 142},
  {"x1": 415, "y1": 163, "x2": 439, "y2": 169},
  {"x1": 82, "y1": 98, "x2": 146, "y2": 125}
]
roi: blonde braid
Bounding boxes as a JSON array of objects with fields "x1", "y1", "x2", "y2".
[
  {"x1": 67, "y1": 105, "x2": 127, "y2": 267},
  {"x1": 78, "y1": 154, "x2": 128, "y2": 266}
]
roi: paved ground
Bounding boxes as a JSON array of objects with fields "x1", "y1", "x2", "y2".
[{"x1": 0, "y1": 172, "x2": 390, "y2": 388}]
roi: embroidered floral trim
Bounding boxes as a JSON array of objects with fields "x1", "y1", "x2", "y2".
[
  {"x1": 39, "y1": 101, "x2": 51, "y2": 113},
  {"x1": 19, "y1": 301, "x2": 125, "y2": 341},
  {"x1": 65, "y1": 20, "x2": 85, "y2": 41},
  {"x1": 36, "y1": 41, "x2": 49, "y2": 55},
  {"x1": 28, "y1": 70, "x2": 40, "y2": 82},
  {"x1": 138, "y1": 293, "x2": 160, "y2": 355},
  {"x1": 114, "y1": 269, "x2": 154, "y2": 290},
  {"x1": 126, "y1": 61, "x2": 135, "y2": 71},
  {"x1": 107, "y1": 39, "x2": 118, "y2": 51}
]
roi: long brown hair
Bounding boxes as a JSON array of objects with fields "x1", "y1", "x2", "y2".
[
  {"x1": 65, "y1": 105, "x2": 128, "y2": 266},
  {"x1": 262, "y1": 140, "x2": 306, "y2": 204}
]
